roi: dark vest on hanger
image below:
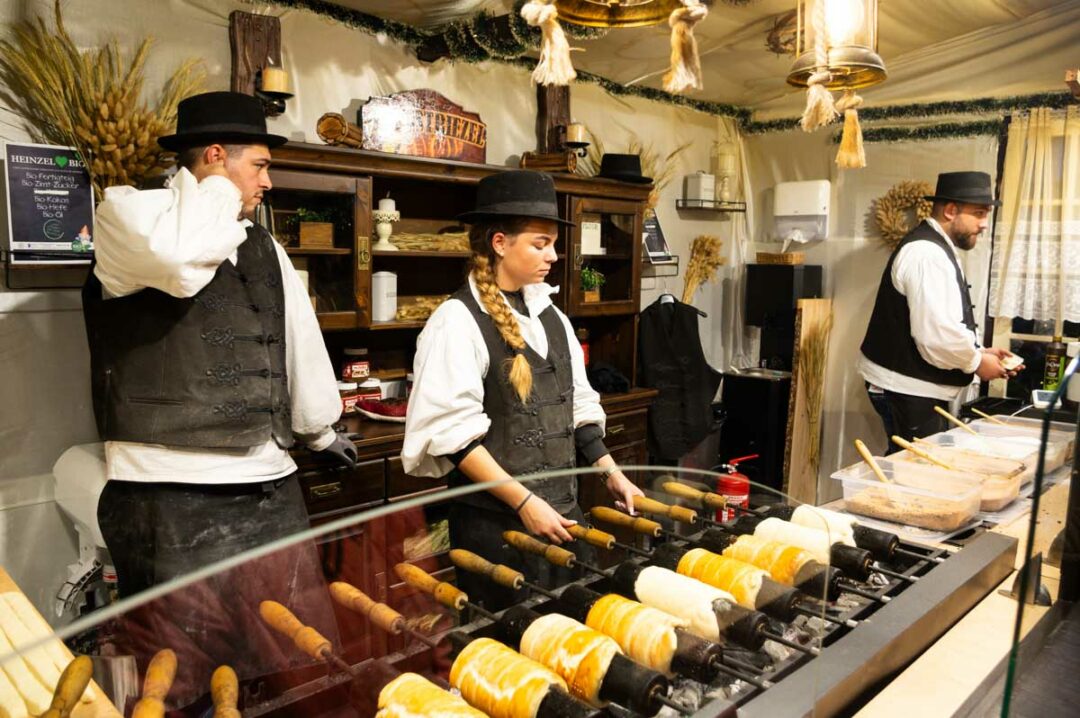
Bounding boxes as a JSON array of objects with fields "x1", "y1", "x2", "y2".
[
  {"x1": 447, "y1": 284, "x2": 577, "y2": 514},
  {"x1": 638, "y1": 298, "x2": 722, "y2": 460},
  {"x1": 860, "y1": 221, "x2": 978, "y2": 387},
  {"x1": 82, "y1": 223, "x2": 292, "y2": 449}
]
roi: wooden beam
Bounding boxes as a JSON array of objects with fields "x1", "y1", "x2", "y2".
[
  {"x1": 229, "y1": 10, "x2": 282, "y2": 96},
  {"x1": 536, "y1": 85, "x2": 570, "y2": 153}
]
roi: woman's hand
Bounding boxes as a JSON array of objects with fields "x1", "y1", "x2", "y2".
[
  {"x1": 605, "y1": 471, "x2": 644, "y2": 515},
  {"x1": 518, "y1": 496, "x2": 576, "y2": 543}
]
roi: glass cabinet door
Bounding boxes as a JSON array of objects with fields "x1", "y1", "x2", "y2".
[{"x1": 565, "y1": 196, "x2": 643, "y2": 317}]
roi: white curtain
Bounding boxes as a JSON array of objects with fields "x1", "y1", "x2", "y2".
[{"x1": 989, "y1": 106, "x2": 1080, "y2": 331}]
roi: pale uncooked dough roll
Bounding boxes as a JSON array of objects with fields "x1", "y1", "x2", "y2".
[
  {"x1": 586, "y1": 594, "x2": 683, "y2": 676},
  {"x1": 723, "y1": 534, "x2": 815, "y2": 587},
  {"x1": 0, "y1": 627, "x2": 51, "y2": 715},
  {"x1": 0, "y1": 661, "x2": 29, "y2": 718},
  {"x1": 790, "y1": 506, "x2": 856, "y2": 546},
  {"x1": 2, "y1": 593, "x2": 96, "y2": 703},
  {"x1": 633, "y1": 566, "x2": 737, "y2": 641},
  {"x1": 754, "y1": 517, "x2": 832, "y2": 563},
  {"x1": 375, "y1": 672, "x2": 486, "y2": 718},
  {"x1": 519, "y1": 614, "x2": 619, "y2": 707},
  {"x1": 676, "y1": 548, "x2": 766, "y2": 609},
  {"x1": 450, "y1": 637, "x2": 565, "y2": 718}
]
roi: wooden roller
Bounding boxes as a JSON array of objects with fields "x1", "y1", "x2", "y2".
[
  {"x1": 131, "y1": 649, "x2": 178, "y2": 718},
  {"x1": 259, "y1": 601, "x2": 332, "y2": 660},
  {"x1": 450, "y1": 549, "x2": 524, "y2": 589},
  {"x1": 210, "y1": 665, "x2": 241, "y2": 718},
  {"x1": 40, "y1": 655, "x2": 94, "y2": 718},
  {"x1": 890, "y1": 435, "x2": 958, "y2": 471},
  {"x1": 330, "y1": 581, "x2": 405, "y2": 635},
  {"x1": 591, "y1": 506, "x2": 662, "y2": 537},
  {"x1": 502, "y1": 530, "x2": 577, "y2": 568},
  {"x1": 395, "y1": 563, "x2": 468, "y2": 610},
  {"x1": 633, "y1": 496, "x2": 698, "y2": 524},
  {"x1": 566, "y1": 524, "x2": 617, "y2": 550},
  {"x1": 662, "y1": 481, "x2": 727, "y2": 510},
  {"x1": 854, "y1": 439, "x2": 893, "y2": 484},
  {"x1": 934, "y1": 405, "x2": 980, "y2": 435}
]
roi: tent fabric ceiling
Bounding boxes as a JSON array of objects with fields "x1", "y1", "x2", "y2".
[{"x1": 311, "y1": 0, "x2": 1076, "y2": 113}]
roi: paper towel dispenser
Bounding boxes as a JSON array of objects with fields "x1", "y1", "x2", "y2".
[{"x1": 773, "y1": 180, "x2": 830, "y2": 244}]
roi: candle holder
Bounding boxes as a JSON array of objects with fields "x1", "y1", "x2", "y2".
[
  {"x1": 371, "y1": 209, "x2": 401, "y2": 251},
  {"x1": 255, "y1": 66, "x2": 294, "y2": 117},
  {"x1": 560, "y1": 122, "x2": 590, "y2": 158}
]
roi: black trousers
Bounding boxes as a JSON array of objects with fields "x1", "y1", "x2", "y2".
[
  {"x1": 881, "y1": 390, "x2": 949, "y2": 443},
  {"x1": 448, "y1": 501, "x2": 596, "y2": 612},
  {"x1": 96, "y1": 475, "x2": 337, "y2": 712}
]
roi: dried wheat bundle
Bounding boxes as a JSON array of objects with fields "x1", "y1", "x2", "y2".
[
  {"x1": 681, "y1": 234, "x2": 725, "y2": 303},
  {"x1": 799, "y1": 312, "x2": 833, "y2": 474},
  {"x1": 628, "y1": 137, "x2": 690, "y2": 212},
  {"x1": 0, "y1": 1, "x2": 204, "y2": 200},
  {"x1": 396, "y1": 294, "x2": 451, "y2": 321},
  {"x1": 391, "y1": 232, "x2": 470, "y2": 252}
]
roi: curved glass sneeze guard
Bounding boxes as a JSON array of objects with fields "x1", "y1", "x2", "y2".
[{"x1": 0, "y1": 466, "x2": 924, "y2": 718}]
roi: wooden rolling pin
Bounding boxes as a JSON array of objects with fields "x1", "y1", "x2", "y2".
[
  {"x1": 40, "y1": 655, "x2": 94, "y2": 718},
  {"x1": 890, "y1": 435, "x2": 957, "y2": 471},
  {"x1": 632, "y1": 496, "x2": 698, "y2": 524},
  {"x1": 662, "y1": 481, "x2": 727, "y2": 511},
  {"x1": 210, "y1": 665, "x2": 241, "y2": 718},
  {"x1": 590, "y1": 506, "x2": 663, "y2": 538},
  {"x1": 450, "y1": 549, "x2": 524, "y2": 590},
  {"x1": 934, "y1": 405, "x2": 979, "y2": 435},
  {"x1": 854, "y1": 439, "x2": 893, "y2": 484},
  {"x1": 395, "y1": 563, "x2": 468, "y2": 610},
  {"x1": 971, "y1": 407, "x2": 1008, "y2": 425},
  {"x1": 502, "y1": 530, "x2": 577, "y2": 568},
  {"x1": 259, "y1": 601, "x2": 332, "y2": 660},
  {"x1": 131, "y1": 649, "x2": 177, "y2": 718},
  {"x1": 566, "y1": 524, "x2": 617, "y2": 550},
  {"x1": 330, "y1": 581, "x2": 405, "y2": 635}
]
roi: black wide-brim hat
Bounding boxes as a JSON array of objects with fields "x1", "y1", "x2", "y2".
[
  {"x1": 457, "y1": 170, "x2": 575, "y2": 227},
  {"x1": 158, "y1": 91, "x2": 288, "y2": 152},
  {"x1": 923, "y1": 171, "x2": 1000, "y2": 207},
  {"x1": 596, "y1": 153, "x2": 652, "y2": 184}
]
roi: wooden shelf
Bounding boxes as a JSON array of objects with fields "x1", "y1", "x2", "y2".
[
  {"x1": 372, "y1": 368, "x2": 409, "y2": 381},
  {"x1": 372, "y1": 249, "x2": 470, "y2": 258},
  {"x1": 285, "y1": 247, "x2": 351, "y2": 255},
  {"x1": 316, "y1": 311, "x2": 359, "y2": 330},
  {"x1": 369, "y1": 319, "x2": 426, "y2": 331},
  {"x1": 582, "y1": 252, "x2": 632, "y2": 260}
]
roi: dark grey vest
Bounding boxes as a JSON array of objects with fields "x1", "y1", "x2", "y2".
[
  {"x1": 82, "y1": 224, "x2": 292, "y2": 448},
  {"x1": 861, "y1": 222, "x2": 978, "y2": 387},
  {"x1": 448, "y1": 285, "x2": 577, "y2": 513}
]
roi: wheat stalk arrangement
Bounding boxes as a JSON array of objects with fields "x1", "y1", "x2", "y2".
[
  {"x1": 581, "y1": 135, "x2": 690, "y2": 213},
  {"x1": 0, "y1": 1, "x2": 204, "y2": 200},
  {"x1": 799, "y1": 311, "x2": 833, "y2": 474},
  {"x1": 681, "y1": 234, "x2": 725, "y2": 303}
]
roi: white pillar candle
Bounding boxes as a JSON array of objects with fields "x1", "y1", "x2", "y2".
[
  {"x1": 260, "y1": 67, "x2": 290, "y2": 94},
  {"x1": 378, "y1": 197, "x2": 396, "y2": 212}
]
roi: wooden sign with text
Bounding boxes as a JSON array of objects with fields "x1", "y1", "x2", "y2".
[{"x1": 358, "y1": 90, "x2": 486, "y2": 163}]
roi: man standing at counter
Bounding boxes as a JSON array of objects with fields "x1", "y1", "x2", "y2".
[
  {"x1": 858, "y1": 171, "x2": 1017, "y2": 444},
  {"x1": 82, "y1": 91, "x2": 357, "y2": 597}
]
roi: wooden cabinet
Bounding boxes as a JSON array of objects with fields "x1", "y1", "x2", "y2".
[{"x1": 565, "y1": 196, "x2": 643, "y2": 317}]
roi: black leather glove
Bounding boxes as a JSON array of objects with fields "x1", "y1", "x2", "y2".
[{"x1": 319, "y1": 432, "x2": 358, "y2": 469}]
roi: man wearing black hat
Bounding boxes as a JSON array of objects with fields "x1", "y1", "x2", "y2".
[
  {"x1": 402, "y1": 170, "x2": 643, "y2": 609},
  {"x1": 82, "y1": 91, "x2": 357, "y2": 598},
  {"x1": 859, "y1": 171, "x2": 1020, "y2": 443}
]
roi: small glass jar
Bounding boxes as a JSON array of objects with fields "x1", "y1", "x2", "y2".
[
  {"x1": 341, "y1": 348, "x2": 371, "y2": 381},
  {"x1": 357, "y1": 377, "x2": 382, "y2": 401},
  {"x1": 338, "y1": 381, "x2": 359, "y2": 415}
]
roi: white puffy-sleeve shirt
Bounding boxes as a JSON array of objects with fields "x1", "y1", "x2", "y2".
[{"x1": 402, "y1": 274, "x2": 605, "y2": 478}]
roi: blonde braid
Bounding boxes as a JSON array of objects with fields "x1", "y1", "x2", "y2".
[{"x1": 471, "y1": 254, "x2": 533, "y2": 402}]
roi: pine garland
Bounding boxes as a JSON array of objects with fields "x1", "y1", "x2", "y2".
[{"x1": 834, "y1": 120, "x2": 1004, "y2": 144}]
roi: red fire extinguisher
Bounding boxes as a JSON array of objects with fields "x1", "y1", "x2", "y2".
[{"x1": 715, "y1": 454, "x2": 757, "y2": 522}]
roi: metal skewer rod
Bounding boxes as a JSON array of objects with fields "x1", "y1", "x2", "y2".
[
  {"x1": 838, "y1": 581, "x2": 891, "y2": 603},
  {"x1": 653, "y1": 692, "x2": 694, "y2": 715},
  {"x1": 873, "y1": 564, "x2": 919, "y2": 582},
  {"x1": 761, "y1": 630, "x2": 820, "y2": 656},
  {"x1": 895, "y1": 546, "x2": 945, "y2": 563},
  {"x1": 794, "y1": 605, "x2": 858, "y2": 628}
]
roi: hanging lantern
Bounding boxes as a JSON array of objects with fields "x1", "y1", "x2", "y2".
[
  {"x1": 787, "y1": 0, "x2": 885, "y2": 90},
  {"x1": 786, "y1": 0, "x2": 885, "y2": 169},
  {"x1": 555, "y1": 0, "x2": 681, "y2": 28}
]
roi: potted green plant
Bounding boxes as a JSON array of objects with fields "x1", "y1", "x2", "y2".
[{"x1": 580, "y1": 266, "x2": 605, "y2": 303}]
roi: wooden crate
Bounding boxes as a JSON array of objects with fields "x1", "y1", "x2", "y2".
[{"x1": 756, "y1": 251, "x2": 805, "y2": 265}]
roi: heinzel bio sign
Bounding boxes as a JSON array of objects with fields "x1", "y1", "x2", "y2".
[{"x1": 4, "y1": 141, "x2": 94, "y2": 264}]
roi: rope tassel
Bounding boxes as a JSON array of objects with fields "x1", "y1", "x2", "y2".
[
  {"x1": 835, "y1": 89, "x2": 866, "y2": 169},
  {"x1": 521, "y1": 0, "x2": 576, "y2": 86},
  {"x1": 663, "y1": 0, "x2": 709, "y2": 94}
]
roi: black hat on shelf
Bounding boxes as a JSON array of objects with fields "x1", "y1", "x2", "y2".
[
  {"x1": 457, "y1": 170, "x2": 575, "y2": 226},
  {"x1": 158, "y1": 91, "x2": 288, "y2": 151},
  {"x1": 923, "y1": 171, "x2": 1000, "y2": 207},
  {"x1": 596, "y1": 153, "x2": 652, "y2": 184}
]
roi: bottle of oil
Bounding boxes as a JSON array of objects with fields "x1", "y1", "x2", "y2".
[{"x1": 1042, "y1": 335, "x2": 1066, "y2": 390}]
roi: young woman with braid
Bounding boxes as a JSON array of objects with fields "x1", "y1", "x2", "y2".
[{"x1": 403, "y1": 171, "x2": 643, "y2": 610}]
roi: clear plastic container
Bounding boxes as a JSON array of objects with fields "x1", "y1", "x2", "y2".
[
  {"x1": 945, "y1": 422, "x2": 1070, "y2": 472},
  {"x1": 973, "y1": 415, "x2": 1075, "y2": 455},
  {"x1": 919, "y1": 432, "x2": 1038, "y2": 485},
  {"x1": 886, "y1": 448, "x2": 1022, "y2": 512},
  {"x1": 831, "y1": 458, "x2": 982, "y2": 532}
]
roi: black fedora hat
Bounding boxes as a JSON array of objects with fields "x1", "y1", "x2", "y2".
[
  {"x1": 923, "y1": 171, "x2": 1000, "y2": 207},
  {"x1": 457, "y1": 170, "x2": 575, "y2": 227},
  {"x1": 596, "y1": 153, "x2": 652, "y2": 184},
  {"x1": 158, "y1": 91, "x2": 288, "y2": 152}
]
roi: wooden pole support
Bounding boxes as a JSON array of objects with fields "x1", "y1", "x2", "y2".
[
  {"x1": 259, "y1": 601, "x2": 332, "y2": 660},
  {"x1": 502, "y1": 531, "x2": 576, "y2": 568},
  {"x1": 210, "y1": 665, "x2": 241, "y2": 718},
  {"x1": 394, "y1": 563, "x2": 468, "y2": 611},
  {"x1": 131, "y1": 649, "x2": 177, "y2": 718},
  {"x1": 633, "y1": 496, "x2": 698, "y2": 525},
  {"x1": 662, "y1": 481, "x2": 727, "y2": 511},
  {"x1": 566, "y1": 524, "x2": 617, "y2": 550},
  {"x1": 329, "y1": 582, "x2": 405, "y2": 635},
  {"x1": 449, "y1": 549, "x2": 525, "y2": 589},
  {"x1": 590, "y1": 506, "x2": 662, "y2": 537}
]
